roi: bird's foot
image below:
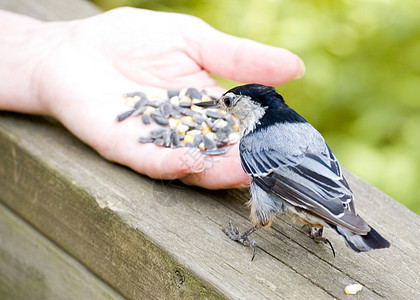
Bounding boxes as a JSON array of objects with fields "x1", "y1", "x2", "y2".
[
  {"x1": 223, "y1": 220, "x2": 258, "y2": 260},
  {"x1": 310, "y1": 227, "x2": 336, "y2": 257}
]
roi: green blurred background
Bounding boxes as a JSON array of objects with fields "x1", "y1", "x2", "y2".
[{"x1": 90, "y1": 0, "x2": 420, "y2": 214}]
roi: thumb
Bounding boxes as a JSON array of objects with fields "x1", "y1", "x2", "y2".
[{"x1": 183, "y1": 19, "x2": 305, "y2": 85}]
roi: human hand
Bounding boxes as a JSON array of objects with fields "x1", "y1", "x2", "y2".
[{"x1": 9, "y1": 7, "x2": 305, "y2": 189}]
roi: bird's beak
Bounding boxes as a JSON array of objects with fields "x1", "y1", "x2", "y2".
[{"x1": 194, "y1": 99, "x2": 218, "y2": 107}]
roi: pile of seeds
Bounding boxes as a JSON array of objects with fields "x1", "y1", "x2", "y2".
[{"x1": 116, "y1": 87, "x2": 240, "y2": 155}]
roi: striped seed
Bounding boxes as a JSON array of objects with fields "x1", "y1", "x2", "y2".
[{"x1": 116, "y1": 109, "x2": 135, "y2": 122}]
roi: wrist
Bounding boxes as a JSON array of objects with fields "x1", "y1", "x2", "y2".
[{"x1": 0, "y1": 10, "x2": 74, "y2": 116}]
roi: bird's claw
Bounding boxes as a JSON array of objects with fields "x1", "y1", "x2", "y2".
[
  {"x1": 249, "y1": 240, "x2": 257, "y2": 261},
  {"x1": 223, "y1": 220, "x2": 258, "y2": 261},
  {"x1": 310, "y1": 227, "x2": 336, "y2": 257}
]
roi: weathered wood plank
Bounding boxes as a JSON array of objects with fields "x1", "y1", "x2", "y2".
[
  {"x1": 0, "y1": 113, "x2": 332, "y2": 299},
  {"x1": 0, "y1": 0, "x2": 419, "y2": 299},
  {"x1": 0, "y1": 202, "x2": 124, "y2": 300},
  {"x1": 0, "y1": 113, "x2": 419, "y2": 299}
]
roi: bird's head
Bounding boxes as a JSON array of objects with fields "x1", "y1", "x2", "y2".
[{"x1": 196, "y1": 84, "x2": 286, "y2": 135}]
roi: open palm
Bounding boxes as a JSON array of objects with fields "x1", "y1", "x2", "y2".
[{"x1": 35, "y1": 7, "x2": 304, "y2": 189}]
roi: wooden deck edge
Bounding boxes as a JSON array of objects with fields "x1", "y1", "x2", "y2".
[
  {"x1": 0, "y1": 201, "x2": 124, "y2": 300},
  {"x1": 0, "y1": 0, "x2": 419, "y2": 298},
  {"x1": 0, "y1": 115, "x2": 226, "y2": 299}
]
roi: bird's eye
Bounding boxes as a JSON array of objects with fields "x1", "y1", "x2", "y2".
[{"x1": 223, "y1": 95, "x2": 234, "y2": 107}]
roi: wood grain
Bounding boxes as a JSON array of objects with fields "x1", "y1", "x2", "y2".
[
  {"x1": 0, "y1": 202, "x2": 124, "y2": 300},
  {"x1": 0, "y1": 1, "x2": 419, "y2": 299}
]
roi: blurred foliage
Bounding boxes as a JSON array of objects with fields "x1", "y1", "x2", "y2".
[{"x1": 91, "y1": 0, "x2": 420, "y2": 214}]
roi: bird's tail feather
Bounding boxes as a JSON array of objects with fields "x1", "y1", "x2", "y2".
[{"x1": 331, "y1": 225, "x2": 390, "y2": 252}]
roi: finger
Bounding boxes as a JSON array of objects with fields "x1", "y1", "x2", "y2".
[
  {"x1": 94, "y1": 104, "x2": 212, "y2": 180},
  {"x1": 204, "y1": 85, "x2": 226, "y2": 98},
  {"x1": 46, "y1": 63, "x2": 206, "y2": 181},
  {"x1": 105, "y1": 116, "x2": 245, "y2": 184},
  {"x1": 180, "y1": 154, "x2": 249, "y2": 189},
  {"x1": 47, "y1": 49, "x2": 242, "y2": 185},
  {"x1": 183, "y1": 20, "x2": 305, "y2": 86},
  {"x1": 108, "y1": 114, "x2": 246, "y2": 187},
  {"x1": 113, "y1": 140, "x2": 208, "y2": 180}
]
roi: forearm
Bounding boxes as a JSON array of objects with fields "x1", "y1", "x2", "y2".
[{"x1": 0, "y1": 10, "x2": 67, "y2": 115}]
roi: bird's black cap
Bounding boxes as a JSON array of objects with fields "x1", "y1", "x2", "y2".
[
  {"x1": 195, "y1": 84, "x2": 286, "y2": 109},
  {"x1": 227, "y1": 84, "x2": 287, "y2": 109},
  {"x1": 229, "y1": 84, "x2": 307, "y2": 126}
]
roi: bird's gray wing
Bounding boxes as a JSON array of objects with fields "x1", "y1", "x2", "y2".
[{"x1": 240, "y1": 123, "x2": 369, "y2": 234}]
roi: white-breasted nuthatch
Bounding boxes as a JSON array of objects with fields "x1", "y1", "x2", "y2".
[{"x1": 197, "y1": 84, "x2": 390, "y2": 260}]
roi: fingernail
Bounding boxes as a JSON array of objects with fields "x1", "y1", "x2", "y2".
[
  {"x1": 294, "y1": 56, "x2": 306, "y2": 79},
  {"x1": 190, "y1": 162, "x2": 206, "y2": 173},
  {"x1": 238, "y1": 179, "x2": 251, "y2": 188}
]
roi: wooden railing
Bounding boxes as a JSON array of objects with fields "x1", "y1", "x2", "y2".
[{"x1": 0, "y1": 1, "x2": 419, "y2": 299}]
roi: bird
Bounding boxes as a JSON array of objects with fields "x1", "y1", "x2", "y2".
[{"x1": 196, "y1": 84, "x2": 390, "y2": 260}]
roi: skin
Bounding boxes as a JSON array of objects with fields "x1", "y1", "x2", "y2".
[{"x1": 0, "y1": 7, "x2": 305, "y2": 189}]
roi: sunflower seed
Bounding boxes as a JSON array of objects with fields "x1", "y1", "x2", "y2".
[
  {"x1": 192, "y1": 113, "x2": 205, "y2": 124},
  {"x1": 201, "y1": 148, "x2": 227, "y2": 155},
  {"x1": 206, "y1": 132, "x2": 217, "y2": 141},
  {"x1": 182, "y1": 121, "x2": 198, "y2": 129},
  {"x1": 215, "y1": 130, "x2": 229, "y2": 143},
  {"x1": 124, "y1": 91, "x2": 146, "y2": 98},
  {"x1": 138, "y1": 136, "x2": 154, "y2": 143},
  {"x1": 214, "y1": 119, "x2": 228, "y2": 129},
  {"x1": 116, "y1": 109, "x2": 135, "y2": 122},
  {"x1": 179, "y1": 101, "x2": 192, "y2": 108},
  {"x1": 117, "y1": 88, "x2": 240, "y2": 156},
  {"x1": 147, "y1": 100, "x2": 162, "y2": 108},
  {"x1": 204, "y1": 117, "x2": 214, "y2": 129},
  {"x1": 178, "y1": 88, "x2": 188, "y2": 98},
  {"x1": 195, "y1": 124, "x2": 203, "y2": 131},
  {"x1": 224, "y1": 113, "x2": 237, "y2": 125},
  {"x1": 179, "y1": 108, "x2": 194, "y2": 116},
  {"x1": 167, "y1": 89, "x2": 179, "y2": 98},
  {"x1": 177, "y1": 124, "x2": 189, "y2": 135},
  {"x1": 163, "y1": 131, "x2": 171, "y2": 147},
  {"x1": 170, "y1": 131, "x2": 181, "y2": 148},
  {"x1": 150, "y1": 128, "x2": 167, "y2": 139},
  {"x1": 186, "y1": 87, "x2": 202, "y2": 100},
  {"x1": 170, "y1": 106, "x2": 182, "y2": 118},
  {"x1": 221, "y1": 124, "x2": 235, "y2": 134},
  {"x1": 134, "y1": 96, "x2": 149, "y2": 109},
  {"x1": 159, "y1": 102, "x2": 172, "y2": 118},
  {"x1": 193, "y1": 134, "x2": 203, "y2": 148},
  {"x1": 141, "y1": 114, "x2": 151, "y2": 124},
  {"x1": 203, "y1": 135, "x2": 217, "y2": 150},
  {"x1": 133, "y1": 106, "x2": 147, "y2": 117},
  {"x1": 154, "y1": 138, "x2": 165, "y2": 146},
  {"x1": 205, "y1": 110, "x2": 225, "y2": 119},
  {"x1": 151, "y1": 113, "x2": 170, "y2": 126}
]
